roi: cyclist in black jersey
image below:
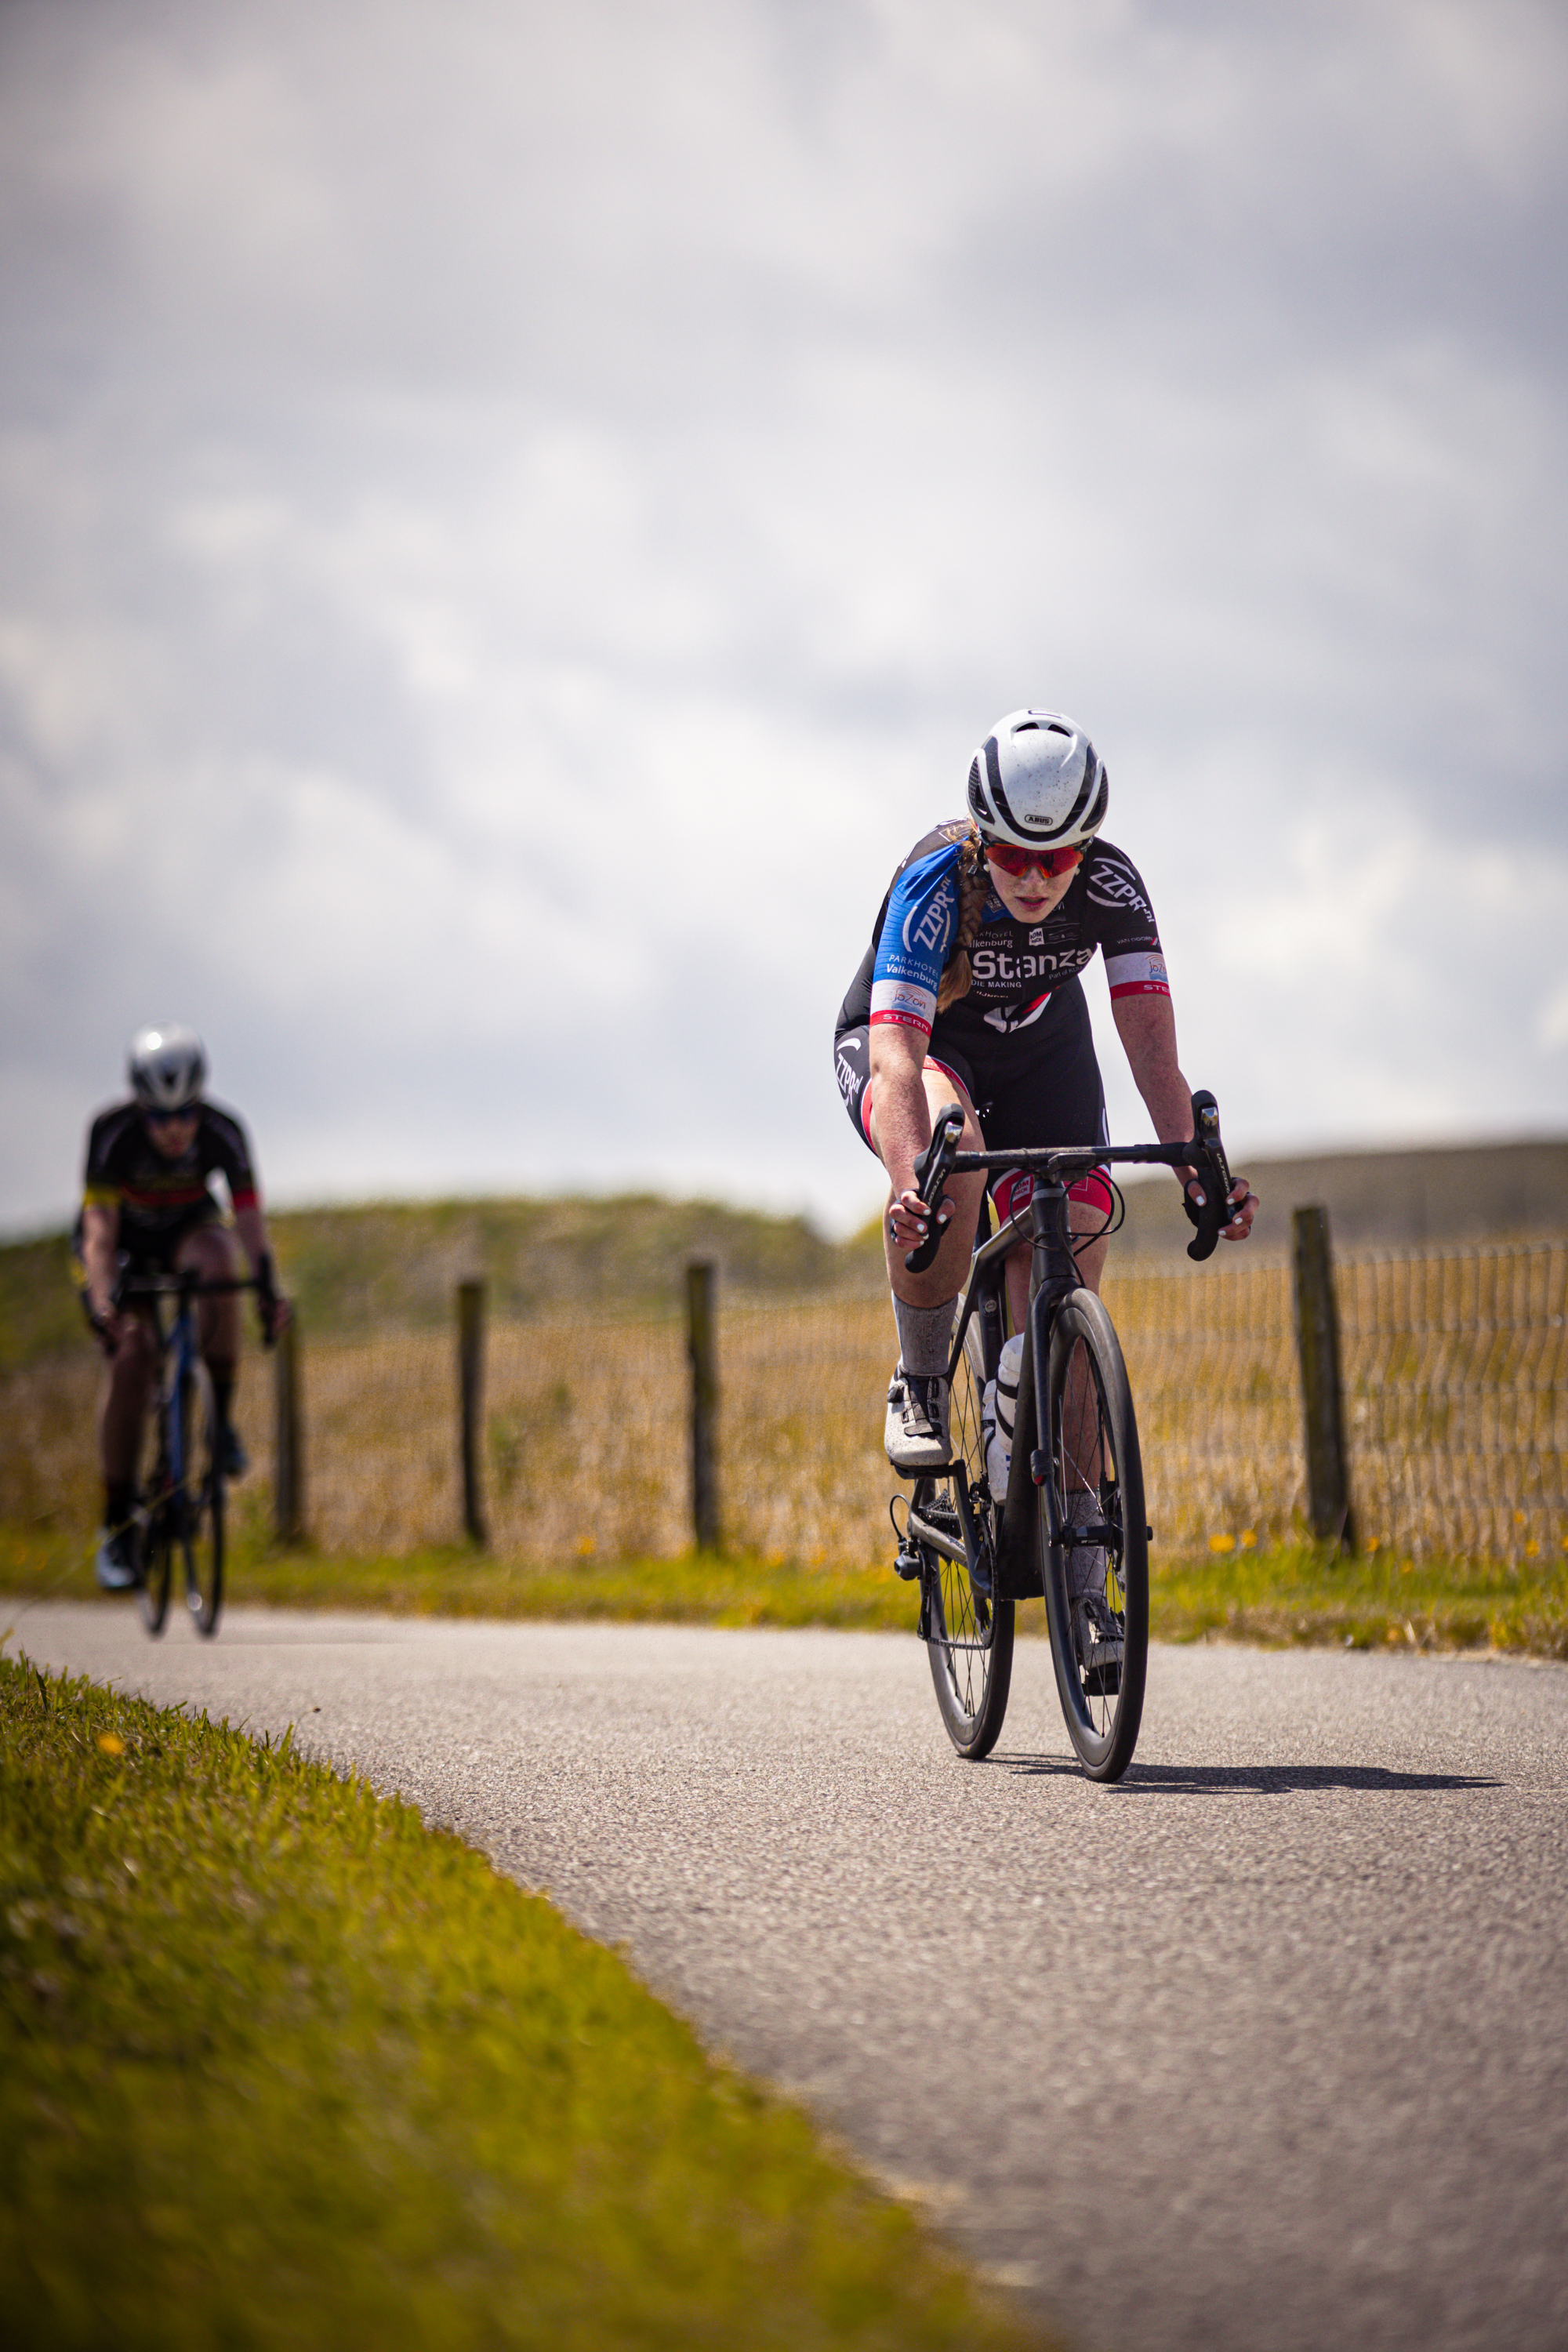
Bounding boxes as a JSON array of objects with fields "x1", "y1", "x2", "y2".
[
  {"x1": 835, "y1": 709, "x2": 1257, "y2": 1468},
  {"x1": 77, "y1": 1025, "x2": 291, "y2": 1590}
]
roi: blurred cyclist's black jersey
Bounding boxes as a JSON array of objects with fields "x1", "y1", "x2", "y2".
[{"x1": 79, "y1": 1100, "x2": 259, "y2": 1256}]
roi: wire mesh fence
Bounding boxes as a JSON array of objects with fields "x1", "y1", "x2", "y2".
[
  {"x1": 2, "y1": 1239, "x2": 1563, "y2": 1566},
  {"x1": 1105, "y1": 1240, "x2": 1568, "y2": 1561}
]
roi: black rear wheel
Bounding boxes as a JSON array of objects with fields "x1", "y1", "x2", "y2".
[
  {"x1": 1039, "y1": 1290, "x2": 1149, "y2": 1782},
  {"x1": 176, "y1": 1363, "x2": 225, "y2": 1638},
  {"x1": 922, "y1": 1316, "x2": 1014, "y2": 1759}
]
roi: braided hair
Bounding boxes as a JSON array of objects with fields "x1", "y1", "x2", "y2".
[{"x1": 935, "y1": 825, "x2": 989, "y2": 1013}]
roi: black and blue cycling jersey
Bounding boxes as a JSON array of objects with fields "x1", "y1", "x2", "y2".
[{"x1": 834, "y1": 821, "x2": 1170, "y2": 1168}]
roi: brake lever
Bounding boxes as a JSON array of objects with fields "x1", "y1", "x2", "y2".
[
  {"x1": 903, "y1": 1104, "x2": 965, "y2": 1274},
  {"x1": 1184, "y1": 1089, "x2": 1234, "y2": 1263}
]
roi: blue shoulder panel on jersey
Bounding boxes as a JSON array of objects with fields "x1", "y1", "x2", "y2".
[{"x1": 869, "y1": 841, "x2": 960, "y2": 1035}]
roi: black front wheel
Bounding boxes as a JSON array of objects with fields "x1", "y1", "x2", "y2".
[
  {"x1": 138, "y1": 1504, "x2": 173, "y2": 1637},
  {"x1": 174, "y1": 1362, "x2": 225, "y2": 1637},
  {"x1": 1039, "y1": 1290, "x2": 1149, "y2": 1782}
]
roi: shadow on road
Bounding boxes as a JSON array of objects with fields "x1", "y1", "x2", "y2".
[{"x1": 994, "y1": 1755, "x2": 1501, "y2": 1795}]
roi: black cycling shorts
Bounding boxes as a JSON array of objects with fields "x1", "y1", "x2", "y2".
[
  {"x1": 70, "y1": 1200, "x2": 224, "y2": 1290},
  {"x1": 833, "y1": 975, "x2": 1109, "y2": 1180}
]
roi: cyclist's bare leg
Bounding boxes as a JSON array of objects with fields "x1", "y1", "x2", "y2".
[
  {"x1": 174, "y1": 1223, "x2": 241, "y2": 1377},
  {"x1": 871, "y1": 1066, "x2": 989, "y2": 1308},
  {"x1": 100, "y1": 1311, "x2": 158, "y2": 1494},
  {"x1": 176, "y1": 1226, "x2": 243, "y2": 1450}
]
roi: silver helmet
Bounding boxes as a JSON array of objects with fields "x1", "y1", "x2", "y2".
[
  {"x1": 965, "y1": 709, "x2": 1109, "y2": 850},
  {"x1": 128, "y1": 1025, "x2": 207, "y2": 1113}
]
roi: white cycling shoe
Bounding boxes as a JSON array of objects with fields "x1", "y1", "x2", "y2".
[
  {"x1": 884, "y1": 1369, "x2": 952, "y2": 1471},
  {"x1": 94, "y1": 1526, "x2": 143, "y2": 1592}
]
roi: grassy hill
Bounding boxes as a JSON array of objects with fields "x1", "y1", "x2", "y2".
[
  {"x1": 1106, "y1": 1134, "x2": 1568, "y2": 1261},
  {"x1": 0, "y1": 1194, "x2": 887, "y2": 1373},
  {"x1": 6, "y1": 1132, "x2": 1563, "y2": 1373}
]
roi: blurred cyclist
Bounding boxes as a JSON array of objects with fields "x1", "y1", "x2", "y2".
[{"x1": 77, "y1": 1025, "x2": 289, "y2": 1592}]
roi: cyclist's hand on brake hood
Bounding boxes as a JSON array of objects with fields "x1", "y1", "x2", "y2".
[{"x1": 1182, "y1": 1174, "x2": 1259, "y2": 1242}]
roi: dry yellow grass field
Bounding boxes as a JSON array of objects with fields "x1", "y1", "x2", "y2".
[{"x1": 4, "y1": 1241, "x2": 1563, "y2": 1573}]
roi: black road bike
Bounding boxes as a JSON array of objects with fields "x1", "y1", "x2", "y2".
[
  {"x1": 889, "y1": 1091, "x2": 1235, "y2": 1782},
  {"x1": 115, "y1": 1267, "x2": 274, "y2": 1639}
]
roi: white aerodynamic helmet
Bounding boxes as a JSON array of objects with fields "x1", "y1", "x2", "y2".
[
  {"x1": 128, "y1": 1024, "x2": 207, "y2": 1113},
  {"x1": 965, "y1": 709, "x2": 1109, "y2": 851}
]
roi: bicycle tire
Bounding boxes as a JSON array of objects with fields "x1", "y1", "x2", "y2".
[
  {"x1": 1038, "y1": 1290, "x2": 1149, "y2": 1782},
  {"x1": 176, "y1": 1361, "x2": 225, "y2": 1637},
  {"x1": 138, "y1": 1506, "x2": 173, "y2": 1636},
  {"x1": 923, "y1": 1318, "x2": 1014, "y2": 1759}
]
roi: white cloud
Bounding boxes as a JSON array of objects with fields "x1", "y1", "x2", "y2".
[{"x1": 1, "y1": 0, "x2": 1565, "y2": 1236}]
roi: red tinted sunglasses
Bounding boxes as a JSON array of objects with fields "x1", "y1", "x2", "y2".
[{"x1": 984, "y1": 840, "x2": 1084, "y2": 879}]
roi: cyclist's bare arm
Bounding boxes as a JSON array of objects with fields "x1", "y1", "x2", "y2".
[
  {"x1": 867, "y1": 1023, "x2": 987, "y2": 1301},
  {"x1": 1112, "y1": 993, "x2": 1257, "y2": 1240},
  {"x1": 233, "y1": 1203, "x2": 292, "y2": 1330},
  {"x1": 81, "y1": 1201, "x2": 121, "y2": 1323}
]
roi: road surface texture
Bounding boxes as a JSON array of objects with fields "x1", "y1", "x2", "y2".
[{"x1": 12, "y1": 1602, "x2": 1567, "y2": 2352}]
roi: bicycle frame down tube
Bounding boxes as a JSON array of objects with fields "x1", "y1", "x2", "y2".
[
  {"x1": 166, "y1": 1305, "x2": 197, "y2": 1497},
  {"x1": 946, "y1": 1214, "x2": 1018, "y2": 1381}
]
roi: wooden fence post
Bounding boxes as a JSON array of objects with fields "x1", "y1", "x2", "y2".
[
  {"x1": 273, "y1": 1315, "x2": 305, "y2": 1544},
  {"x1": 687, "y1": 1258, "x2": 720, "y2": 1552},
  {"x1": 1291, "y1": 1204, "x2": 1356, "y2": 1552},
  {"x1": 457, "y1": 1279, "x2": 488, "y2": 1548}
]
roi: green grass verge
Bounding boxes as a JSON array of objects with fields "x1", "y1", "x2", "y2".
[
  {"x1": 1149, "y1": 1537, "x2": 1568, "y2": 1657},
  {"x1": 0, "y1": 1520, "x2": 917, "y2": 1631},
  {"x1": 5, "y1": 1521, "x2": 1566, "y2": 1657},
  {"x1": 0, "y1": 1648, "x2": 1044, "y2": 2351}
]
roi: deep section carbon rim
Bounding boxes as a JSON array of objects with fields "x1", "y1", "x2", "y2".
[
  {"x1": 176, "y1": 1363, "x2": 225, "y2": 1638},
  {"x1": 138, "y1": 1508, "x2": 172, "y2": 1637},
  {"x1": 1040, "y1": 1291, "x2": 1149, "y2": 1781}
]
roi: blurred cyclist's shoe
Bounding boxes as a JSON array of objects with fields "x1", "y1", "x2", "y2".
[
  {"x1": 885, "y1": 1369, "x2": 951, "y2": 1471},
  {"x1": 94, "y1": 1525, "x2": 143, "y2": 1592},
  {"x1": 219, "y1": 1421, "x2": 248, "y2": 1481}
]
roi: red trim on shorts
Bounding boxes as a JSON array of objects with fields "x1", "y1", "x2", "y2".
[
  {"x1": 993, "y1": 1165, "x2": 1114, "y2": 1227},
  {"x1": 230, "y1": 1186, "x2": 259, "y2": 1212},
  {"x1": 1067, "y1": 1169, "x2": 1115, "y2": 1219}
]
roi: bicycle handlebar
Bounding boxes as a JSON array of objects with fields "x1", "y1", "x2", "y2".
[
  {"x1": 114, "y1": 1274, "x2": 267, "y2": 1298},
  {"x1": 111, "y1": 1265, "x2": 281, "y2": 1346},
  {"x1": 902, "y1": 1091, "x2": 1237, "y2": 1273}
]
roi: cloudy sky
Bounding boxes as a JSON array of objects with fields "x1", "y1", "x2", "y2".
[{"x1": 2, "y1": 0, "x2": 1565, "y2": 1236}]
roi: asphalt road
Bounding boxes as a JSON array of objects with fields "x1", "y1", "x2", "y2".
[{"x1": 12, "y1": 1600, "x2": 1568, "y2": 2352}]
